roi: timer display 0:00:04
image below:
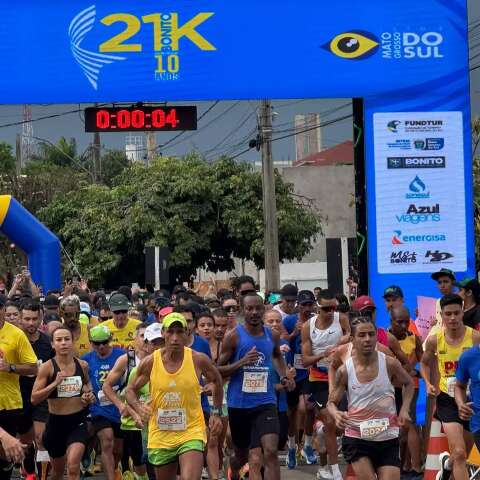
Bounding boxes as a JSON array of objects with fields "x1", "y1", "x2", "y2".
[{"x1": 96, "y1": 108, "x2": 180, "y2": 129}]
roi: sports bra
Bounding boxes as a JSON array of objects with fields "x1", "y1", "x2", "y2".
[{"x1": 48, "y1": 357, "x2": 85, "y2": 399}]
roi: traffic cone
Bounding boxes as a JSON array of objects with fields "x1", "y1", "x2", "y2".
[
  {"x1": 424, "y1": 419, "x2": 450, "y2": 480},
  {"x1": 343, "y1": 464, "x2": 356, "y2": 479}
]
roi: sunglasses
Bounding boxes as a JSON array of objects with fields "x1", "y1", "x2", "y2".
[
  {"x1": 63, "y1": 311, "x2": 79, "y2": 318},
  {"x1": 225, "y1": 306, "x2": 239, "y2": 313},
  {"x1": 92, "y1": 340, "x2": 109, "y2": 346},
  {"x1": 114, "y1": 310, "x2": 128, "y2": 315},
  {"x1": 100, "y1": 316, "x2": 112, "y2": 321},
  {"x1": 319, "y1": 306, "x2": 336, "y2": 313},
  {"x1": 239, "y1": 289, "x2": 256, "y2": 296}
]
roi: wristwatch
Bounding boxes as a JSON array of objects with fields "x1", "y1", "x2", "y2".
[
  {"x1": 9, "y1": 364, "x2": 16, "y2": 373},
  {"x1": 210, "y1": 407, "x2": 222, "y2": 416}
]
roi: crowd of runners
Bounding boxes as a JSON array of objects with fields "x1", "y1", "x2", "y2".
[{"x1": 0, "y1": 268, "x2": 480, "y2": 480}]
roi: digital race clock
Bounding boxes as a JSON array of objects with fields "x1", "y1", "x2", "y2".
[{"x1": 84, "y1": 106, "x2": 197, "y2": 132}]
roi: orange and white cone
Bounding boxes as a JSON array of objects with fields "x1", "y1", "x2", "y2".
[
  {"x1": 343, "y1": 464, "x2": 356, "y2": 479},
  {"x1": 424, "y1": 419, "x2": 450, "y2": 480}
]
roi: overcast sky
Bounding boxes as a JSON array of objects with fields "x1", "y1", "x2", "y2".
[{"x1": 0, "y1": 1, "x2": 478, "y2": 165}]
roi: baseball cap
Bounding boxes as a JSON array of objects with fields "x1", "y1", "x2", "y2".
[
  {"x1": 351, "y1": 296, "x2": 376, "y2": 311},
  {"x1": 90, "y1": 325, "x2": 111, "y2": 342},
  {"x1": 145, "y1": 323, "x2": 163, "y2": 342},
  {"x1": 280, "y1": 284, "x2": 298, "y2": 299},
  {"x1": 383, "y1": 286, "x2": 404, "y2": 299},
  {"x1": 162, "y1": 312, "x2": 187, "y2": 330},
  {"x1": 431, "y1": 268, "x2": 456, "y2": 282},
  {"x1": 109, "y1": 293, "x2": 130, "y2": 312},
  {"x1": 456, "y1": 277, "x2": 476, "y2": 289},
  {"x1": 44, "y1": 294, "x2": 60, "y2": 307},
  {"x1": 154, "y1": 296, "x2": 171, "y2": 309},
  {"x1": 80, "y1": 302, "x2": 91, "y2": 315},
  {"x1": 298, "y1": 290, "x2": 316, "y2": 304}
]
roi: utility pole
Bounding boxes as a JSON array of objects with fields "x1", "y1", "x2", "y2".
[
  {"x1": 93, "y1": 103, "x2": 101, "y2": 182},
  {"x1": 146, "y1": 132, "x2": 156, "y2": 166},
  {"x1": 15, "y1": 134, "x2": 21, "y2": 175},
  {"x1": 260, "y1": 100, "x2": 280, "y2": 291}
]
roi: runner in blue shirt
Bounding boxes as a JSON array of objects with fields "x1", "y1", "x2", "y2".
[
  {"x1": 82, "y1": 325, "x2": 125, "y2": 480},
  {"x1": 455, "y1": 344, "x2": 480, "y2": 452},
  {"x1": 283, "y1": 290, "x2": 318, "y2": 468},
  {"x1": 218, "y1": 293, "x2": 295, "y2": 480}
]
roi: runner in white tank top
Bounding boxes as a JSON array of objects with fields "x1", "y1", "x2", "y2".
[
  {"x1": 327, "y1": 316, "x2": 414, "y2": 480},
  {"x1": 301, "y1": 290, "x2": 350, "y2": 480}
]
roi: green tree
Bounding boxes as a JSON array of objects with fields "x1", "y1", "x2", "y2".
[
  {"x1": 39, "y1": 154, "x2": 322, "y2": 287},
  {"x1": 0, "y1": 142, "x2": 15, "y2": 176},
  {"x1": 99, "y1": 149, "x2": 130, "y2": 186},
  {"x1": 32, "y1": 137, "x2": 78, "y2": 167}
]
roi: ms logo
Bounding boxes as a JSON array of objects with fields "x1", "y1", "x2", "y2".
[
  {"x1": 324, "y1": 31, "x2": 379, "y2": 59},
  {"x1": 253, "y1": 351, "x2": 266, "y2": 367}
]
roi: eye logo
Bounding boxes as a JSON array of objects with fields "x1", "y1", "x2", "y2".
[
  {"x1": 388, "y1": 121, "x2": 401, "y2": 133},
  {"x1": 324, "y1": 31, "x2": 379, "y2": 59}
]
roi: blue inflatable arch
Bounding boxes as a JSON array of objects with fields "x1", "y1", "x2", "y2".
[{"x1": 0, "y1": 195, "x2": 61, "y2": 292}]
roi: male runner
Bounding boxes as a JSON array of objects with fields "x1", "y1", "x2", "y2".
[
  {"x1": 421, "y1": 293, "x2": 480, "y2": 480},
  {"x1": 283, "y1": 290, "x2": 316, "y2": 470},
  {"x1": 82, "y1": 325, "x2": 125, "y2": 480},
  {"x1": 328, "y1": 316, "x2": 414, "y2": 480},
  {"x1": 457, "y1": 278, "x2": 480, "y2": 330},
  {"x1": 0, "y1": 294, "x2": 37, "y2": 480},
  {"x1": 218, "y1": 293, "x2": 294, "y2": 480},
  {"x1": 17, "y1": 301, "x2": 54, "y2": 480},
  {"x1": 388, "y1": 306, "x2": 423, "y2": 479},
  {"x1": 301, "y1": 289, "x2": 350, "y2": 480},
  {"x1": 104, "y1": 294, "x2": 140, "y2": 349},
  {"x1": 59, "y1": 295, "x2": 91, "y2": 356},
  {"x1": 126, "y1": 313, "x2": 223, "y2": 480},
  {"x1": 428, "y1": 269, "x2": 456, "y2": 338}
]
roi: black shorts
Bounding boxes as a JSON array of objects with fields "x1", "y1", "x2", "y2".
[
  {"x1": 0, "y1": 409, "x2": 21, "y2": 437},
  {"x1": 342, "y1": 436, "x2": 400, "y2": 469},
  {"x1": 435, "y1": 392, "x2": 470, "y2": 430},
  {"x1": 122, "y1": 430, "x2": 145, "y2": 466},
  {"x1": 90, "y1": 416, "x2": 124, "y2": 439},
  {"x1": 308, "y1": 381, "x2": 329, "y2": 409},
  {"x1": 394, "y1": 387, "x2": 419, "y2": 424},
  {"x1": 286, "y1": 377, "x2": 310, "y2": 408},
  {"x1": 228, "y1": 404, "x2": 279, "y2": 449},
  {"x1": 17, "y1": 401, "x2": 49, "y2": 435},
  {"x1": 43, "y1": 410, "x2": 91, "y2": 458}
]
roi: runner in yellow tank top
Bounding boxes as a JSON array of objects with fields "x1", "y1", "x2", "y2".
[
  {"x1": 126, "y1": 313, "x2": 224, "y2": 480},
  {"x1": 421, "y1": 294, "x2": 480, "y2": 480},
  {"x1": 59, "y1": 295, "x2": 91, "y2": 356}
]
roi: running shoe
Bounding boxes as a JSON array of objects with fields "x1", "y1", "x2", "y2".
[
  {"x1": 24, "y1": 474, "x2": 36, "y2": 480},
  {"x1": 286, "y1": 448, "x2": 297, "y2": 469},
  {"x1": 301, "y1": 445, "x2": 318, "y2": 465},
  {"x1": 435, "y1": 452, "x2": 452, "y2": 480},
  {"x1": 316, "y1": 465, "x2": 333, "y2": 480},
  {"x1": 201, "y1": 467, "x2": 209, "y2": 479}
]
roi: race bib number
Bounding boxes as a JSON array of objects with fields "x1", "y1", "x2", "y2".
[
  {"x1": 359, "y1": 418, "x2": 389, "y2": 440},
  {"x1": 57, "y1": 376, "x2": 82, "y2": 398},
  {"x1": 446, "y1": 377, "x2": 456, "y2": 397},
  {"x1": 294, "y1": 354, "x2": 305, "y2": 370},
  {"x1": 156, "y1": 408, "x2": 187, "y2": 431},
  {"x1": 242, "y1": 372, "x2": 268, "y2": 393},
  {"x1": 97, "y1": 386, "x2": 118, "y2": 406}
]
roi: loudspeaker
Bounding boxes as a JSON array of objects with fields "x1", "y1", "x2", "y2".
[
  {"x1": 145, "y1": 246, "x2": 170, "y2": 288},
  {"x1": 326, "y1": 237, "x2": 357, "y2": 295}
]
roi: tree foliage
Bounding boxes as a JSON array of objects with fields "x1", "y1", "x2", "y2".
[{"x1": 39, "y1": 155, "x2": 322, "y2": 287}]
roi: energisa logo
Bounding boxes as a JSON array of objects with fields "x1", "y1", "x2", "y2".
[
  {"x1": 406, "y1": 176, "x2": 430, "y2": 199},
  {"x1": 381, "y1": 32, "x2": 444, "y2": 59}
]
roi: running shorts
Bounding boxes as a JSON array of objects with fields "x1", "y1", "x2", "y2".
[
  {"x1": 148, "y1": 440, "x2": 205, "y2": 466},
  {"x1": 286, "y1": 378, "x2": 310, "y2": 408},
  {"x1": 228, "y1": 404, "x2": 279, "y2": 449},
  {"x1": 17, "y1": 401, "x2": 49, "y2": 435},
  {"x1": 394, "y1": 387, "x2": 419, "y2": 424},
  {"x1": 90, "y1": 416, "x2": 124, "y2": 439},
  {"x1": 342, "y1": 436, "x2": 400, "y2": 469},
  {"x1": 307, "y1": 381, "x2": 329, "y2": 409},
  {"x1": 435, "y1": 392, "x2": 470, "y2": 430},
  {"x1": 43, "y1": 410, "x2": 90, "y2": 458}
]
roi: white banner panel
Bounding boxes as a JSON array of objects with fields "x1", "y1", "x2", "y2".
[{"x1": 373, "y1": 111, "x2": 466, "y2": 274}]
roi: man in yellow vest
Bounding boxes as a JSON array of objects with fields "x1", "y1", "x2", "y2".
[
  {"x1": 103, "y1": 294, "x2": 140, "y2": 350},
  {"x1": 126, "y1": 313, "x2": 223, "y2": 480},
  {"x1": 421, "y1": 293, "x2": 480, "y2": 480}
]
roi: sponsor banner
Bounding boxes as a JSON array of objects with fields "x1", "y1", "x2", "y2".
[
  {"x1": 0, "y1": 0, "x2": 469, "y2": 102},
  {"x1": 373, "y1": 112, "x2": 466, "y2": 273}
]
